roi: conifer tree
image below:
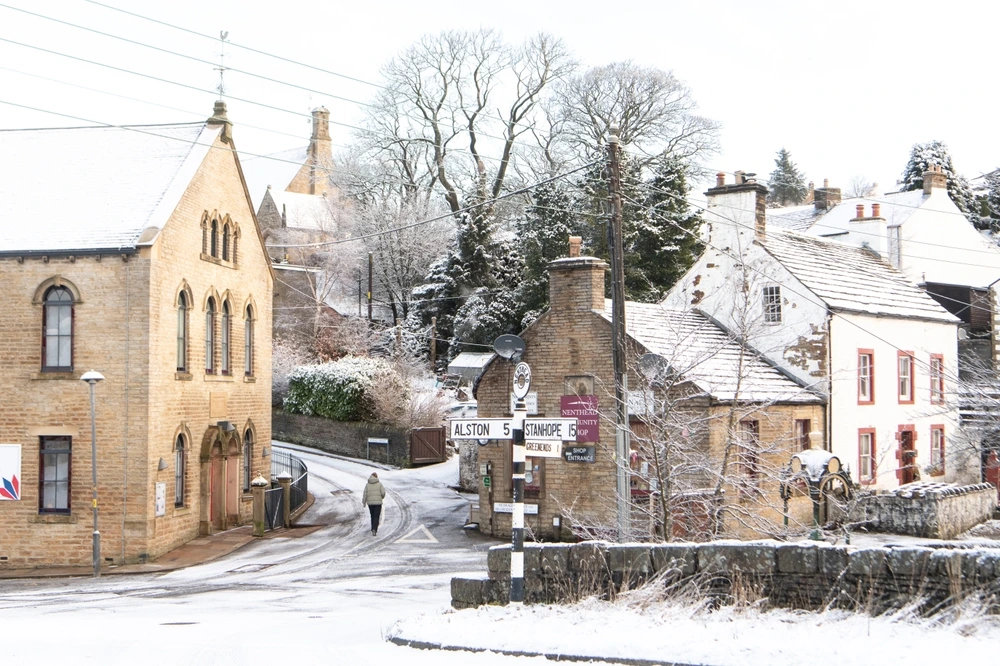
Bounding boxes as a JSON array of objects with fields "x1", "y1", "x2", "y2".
[
  {"x1": 766, "y1": 148, "x2": 808, "y2": 207},
  {"x1": 900, "y1": 140, "x2": 982, "y2": 227}
]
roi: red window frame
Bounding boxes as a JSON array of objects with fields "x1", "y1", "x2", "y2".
[
  {"x1": 858, "y1": 349, "x2": 874, "y2": 404},
  {"x1": 930, "y1": 425, "x2": 945, "y2": 476},
  {"x1": 897, "y1": 351, "x2": 914, "y2": 404},
  {"x1": 858, "y1": 428, "x2": 876, "y2": 484},
  {"x1": 929, "y1": 354, "x2": 945, "y2": 405}
]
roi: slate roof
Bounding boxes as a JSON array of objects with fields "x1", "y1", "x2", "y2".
[
  {"x1": 766, "y1": 190, "x2": 925, "y2": 236},
  {"x1": 760, "y1": 229, "x2": 958, "y2": 322},
  {"x1": 263, "y1": 188, "x2": 337, "y2": 231},
  {"x1": 0, "y1": 122, "x2": 220, "y2": 254},
  {"x1": 602, "y1": 301, "x2": 822, "y2": 403}
]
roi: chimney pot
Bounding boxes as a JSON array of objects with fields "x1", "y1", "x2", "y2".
[
  {"x1": 856, "y1": 204, "x2": 865, "y2": 218},
  {"x1": 716, "y1": 172, "x2": 726, "y2": 187},
  {"x1": 823, "y1": 178, "x2": 829, "y2": 188},
  {"x1": 872, "y1": 203, "x2": 881, "y2": 217},
  {"x1": 568, "y1": 236, "x2": 582, "y2": 258},
  {"x1": 734, "y1": 170, "x2": 746, "y2": 185}
]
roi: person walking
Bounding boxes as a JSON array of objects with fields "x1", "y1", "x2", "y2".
[{"x1": 361, "y1": 472, "x2": 386, "y2": 536}]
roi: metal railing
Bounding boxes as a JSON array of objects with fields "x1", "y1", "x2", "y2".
[
  {"x1": 271, "y1": 448, "x2": 309, "y2": 515},
  {"x1": 264, "y1": 486, "x2": 284, "y2": 531}
]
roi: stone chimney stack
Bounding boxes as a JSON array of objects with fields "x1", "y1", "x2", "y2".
[
  {"x1": 923, "y1": 164, "x2": 948, "y2": 195},
  {"x1": 547, "y1": 240, "x2": 608, "y2": 314},
  {"x1": 849, "y1": 200, "x2": 887, "y2": 256},
  {"x1": 813, "y1": 178, "x2": 842, "y2": 212},
  {"x1": 705, "y1": 170, "x2": 769, "y2": 245}
]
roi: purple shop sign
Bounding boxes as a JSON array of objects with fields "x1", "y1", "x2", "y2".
[{"x1": 561, "y1": 395, "x2": 599, "y2": 443}]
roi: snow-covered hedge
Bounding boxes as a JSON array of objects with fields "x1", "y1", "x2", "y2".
[{"x1": 283, "y1": 357, "x2": 395, "y2": 422}]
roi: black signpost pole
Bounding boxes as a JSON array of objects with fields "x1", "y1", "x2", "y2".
[{"x1": 510, "y1": 395, "x2": 527, "y2": 604}]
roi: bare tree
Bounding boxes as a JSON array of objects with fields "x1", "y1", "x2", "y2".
[
  {"x1": 555, "y1": 61, "x2": 721, "y2": 166},
  {"x1": 846, "y1": 175, "x2": 878, "y2": 198}
]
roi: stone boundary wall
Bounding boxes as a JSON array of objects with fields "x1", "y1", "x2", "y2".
[
  {"x1": 452, "y1": 540, "x2": 1000, "y2": 612},
  {"x1": 850, "y1": 483, "x2": 995, "y2": 539},
  {"x1": 272, "y1": 409, "x2": 410, "y2": 466}
]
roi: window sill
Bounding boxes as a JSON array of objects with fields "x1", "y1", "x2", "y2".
[
  {"x1": 243, "y1": 376, "x2": 256, "y2": 383},
  {"x1": 199, "y1": 253, "x2": 237, "y2": 269},
  {"x1": 204, "y1": 374, "x2": 234, "y2": 383},
  {"x1": 32, "y1": 371, "x2": 80, "y2": 380},
  {"x1": 175, "y1": 372, "x2": 193, "y2": 381},
  {"x1": 173, "y1": 506, "x2": 191, "y2": 516},
  {"x1": 242, "y1": 493, "x2": 253, "y2": 501},
  {"x1": 30, "y1": 513, "x2": 77, "y2": 524}
]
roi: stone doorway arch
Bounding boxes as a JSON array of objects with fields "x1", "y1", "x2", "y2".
[{"x1": 199, "y1": 425, "x2": 242, "y2": 535}]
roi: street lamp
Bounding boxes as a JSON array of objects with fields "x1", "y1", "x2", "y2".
[{"x1": 80, "y1": 370, "x2": 104, "y2": 577}]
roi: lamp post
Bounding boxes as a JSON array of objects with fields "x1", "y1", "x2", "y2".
[{"x1": 80, "y1": 370, "x2": 105, "y2": 577}]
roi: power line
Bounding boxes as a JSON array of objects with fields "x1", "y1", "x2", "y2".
[
  {"x1": 621, "y1": 189, "x2": 971, "y2": 390},
  {"x1": 265, "y1": 161, "x2": 601, "y2": 248},
  {"x1": 84, "y1": 0, "x2": 384, "y2": 90}
]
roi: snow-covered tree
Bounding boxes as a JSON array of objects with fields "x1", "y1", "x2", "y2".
[
  {"x1": 632, "y1": 155, "x2": 703, "y2": 302},
  {"x1": 899, "y1": 140, "x2": 982, "y2": 226},
  {"x1": 515, "y1": 180, "x2": 583, "y2": 328},
  {"x1": 766, "y1": 148, "x2": 808, "y2": 207}
]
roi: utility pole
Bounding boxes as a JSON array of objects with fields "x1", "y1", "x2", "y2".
[
  {"x1": 367, "y1": 252, "x2": 373, "y2": 323},
  {"x1": 607, "y1": 125, "x2": 630, "y2": 542}
]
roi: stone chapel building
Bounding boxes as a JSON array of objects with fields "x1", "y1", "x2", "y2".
[{"x1": 0, "y1": 103, "x2": 273, "y2": 569}]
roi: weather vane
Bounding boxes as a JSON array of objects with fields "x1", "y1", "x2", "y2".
[{"x1": 215, "y1": 30, "x2": 229, "y2": 100}]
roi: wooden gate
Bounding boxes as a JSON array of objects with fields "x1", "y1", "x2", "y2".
[{"x1": 410, "y1": 427, "x2": 447, "y2": 465}]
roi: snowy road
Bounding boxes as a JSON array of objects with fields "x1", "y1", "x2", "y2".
[{"x1": 0, "y1": 446, "x2": 553, "y2": 666}]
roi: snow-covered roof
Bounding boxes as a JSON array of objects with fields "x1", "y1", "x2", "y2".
[
  {"x1": 766, "y1": 190, "x2": 925, "y2": 236},
  {"x1": 761, "y1": 229, "x2": 958, "y2": 322},
  {"x1": 602, "y1": 301, "x2": 822, "y2": 404},
  {"x1": 240, "y1": 146, "x2": 307, "y2": 209},
  {"x1": 264, "y1": 188, "x2": 337, "y2": 231},
  {"x1": 0, "y1": 122, "x2": 221, "y2": 254},
  {"x1": 448, "y1": 352, "x2": 495, "y2": 372}
]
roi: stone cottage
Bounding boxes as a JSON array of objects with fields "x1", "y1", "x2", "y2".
[{"x1": 474, "y1": 239, "x2": 825, "y2": 541}]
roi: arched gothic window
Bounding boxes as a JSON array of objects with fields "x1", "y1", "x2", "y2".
[
  {"x1": 244, "y1": 305, "x2": 254, "y2": 377},
  {"x1": 174, "y1": 434, "x2": 186, "y2": 507},
  {"x1": 221, "y1": 300, "x2": 231, "y2": 375},
  {"x1": 242, "y1": 429, "x2": 253, "y2": 493},
  {"x1": 210, "y1": 219, "x2": 218, "y2": 258},
  {"x1": 222, "y1": 224, "x2": 230, "y2": 261},
  {"x1": 43, "y1": 286, "x2": 74, "y2": 371},
  {"x1": 205, "y1": 298, "x2": 216, "y2": 373},
  {"x1": 176, "y1": 291, "x2": 188, "y2": 372}
]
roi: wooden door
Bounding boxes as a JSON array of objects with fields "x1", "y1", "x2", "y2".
[{"x1": 899, "y1": 430, "x2": 917, "y2": 485}]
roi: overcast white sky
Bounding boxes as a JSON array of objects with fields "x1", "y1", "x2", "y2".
[{"x1": 1, "y1": 0, "x2": 996, "y2": 194}]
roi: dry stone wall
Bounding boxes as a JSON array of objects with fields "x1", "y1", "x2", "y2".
[
  {"x1": 452, "y1": 540, "x2": 1000, "y2": 613},
  {"x1": 271, "y1": 410, "x2": 409, "y2": 466}
]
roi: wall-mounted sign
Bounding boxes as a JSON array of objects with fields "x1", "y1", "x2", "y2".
[
  {"x1": 564, "y1": 446, "x2": 597, "y2": 463},
  {"x1": 155, "y1": 482, "x2": 166, "y2": 517},
  {"x1": 0, "y1": 444, "x2": 21, "y2": 500},
  {"x1": 509, "y1": 392, "x2": 538, "y2": 414},
  {"x1": 512, "y1": 362, "x2": 532, "y2": 399},
  {"x1": 561, "y1": 395, "x2": 599, "y2": 442},
  {"x1": 482, "y1": 476, "x2": 491, "y2": 488},
  {"x1": 525, "y1": 440, "x2": 562, "y2": 458},
  {"x1": 493, "y1": 502, "x2": 539, "y2": 514}
]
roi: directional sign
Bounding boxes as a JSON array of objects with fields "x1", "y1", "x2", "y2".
[
  {"x1": 523, "y1": 418, "x2": 578, "y2": 442},
  {"x1": 450, "y1": 418, "x2": 511, "y2": 440},
  {"x1": 525, "y1": 440, "x2": 562, "y2": 458}
]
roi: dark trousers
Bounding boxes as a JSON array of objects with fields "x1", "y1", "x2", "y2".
[{"x1": 368, "y1": 503, "x2": 382, "y2": 532}]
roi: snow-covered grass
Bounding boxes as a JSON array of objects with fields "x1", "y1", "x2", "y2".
[{"x1": 391, "y1": 585, "x2": 1000, "y2": 666}]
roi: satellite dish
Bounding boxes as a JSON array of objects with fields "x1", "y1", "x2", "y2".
[
  {"x1": 638, "y1": 353, "x2": 671, "y2": 384},
  {"x1": 493, "y1": 334, "x2": 525, "y2": 361}
]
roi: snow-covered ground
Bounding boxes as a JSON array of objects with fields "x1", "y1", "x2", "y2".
[
  {"x1": 393, "y1": 593, "x2": 1000, "y2": 665},
  {"x1": 3, "y1": 449, "x2": 999, "y2": 666}
]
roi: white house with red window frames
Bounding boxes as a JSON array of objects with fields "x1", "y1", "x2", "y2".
[{"x1": 664, "y1": 172, "x2": 968, "y2": 490}]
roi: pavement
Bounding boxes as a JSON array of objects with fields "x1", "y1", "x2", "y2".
[{"x1": 0, "y1": 500, "x2": 322, "y2": 580}]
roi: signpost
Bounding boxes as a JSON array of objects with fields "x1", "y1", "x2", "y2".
[
  {"x1": 451, "y1": 418, "x2": 577, "y2": 441},
  {"x1": 450, "y1": 419, "x2": 511, "y2": 440},
  {"x1": 564, "y1": 446, "x2": 597, "y2": 463},
  {"x1": 524, "y1": 440, "x2": 562, "y2": 458}
]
